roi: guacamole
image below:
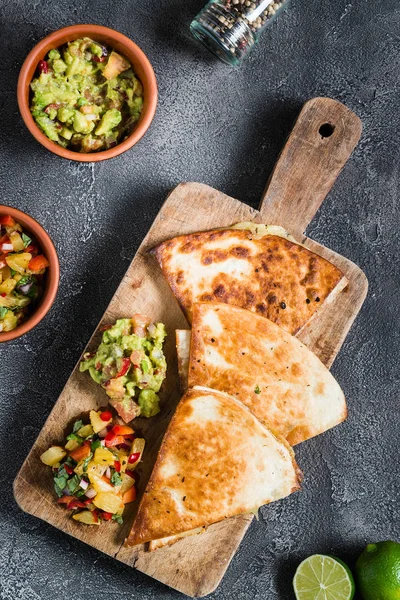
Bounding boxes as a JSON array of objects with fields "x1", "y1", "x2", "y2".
[
  {"x1": 30, "y1": 37, "x2": 144, "y2": 153},
  {"x1": 80, "y1": 315, "x2": 167, "y2": 422}
]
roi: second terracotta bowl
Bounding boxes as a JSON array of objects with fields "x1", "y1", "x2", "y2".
[
  {"x1": 0, "y1": 206, "x2": 59, "y2": 343},
  {"x1": 17, "y1": 24, "x2": 158, "y2": 161}
]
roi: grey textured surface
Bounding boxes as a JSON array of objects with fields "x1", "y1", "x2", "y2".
[{"x1": 1, "y1": 0, "x2": 399, "y2": 598}]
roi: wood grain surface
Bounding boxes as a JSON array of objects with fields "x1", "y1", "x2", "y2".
[{"x1": 14, "y1": 98, "x2": 367, "y2": 597}]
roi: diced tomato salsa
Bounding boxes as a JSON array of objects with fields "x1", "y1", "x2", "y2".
[{"x1": 0, "y1": 215, "x2": 49, "y2": 333}]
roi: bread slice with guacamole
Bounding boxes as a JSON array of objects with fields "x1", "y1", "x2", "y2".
[
  {"x1": 153, "y1": 223, "x2": 347, "y2": 336},
  {"x1": 126, "y1": 387, "x2": 302, "y2": 548}
]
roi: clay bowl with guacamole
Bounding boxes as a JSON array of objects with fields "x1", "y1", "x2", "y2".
[{"x1": 18, "y1": 25, "x2": 157, "y2": 161}]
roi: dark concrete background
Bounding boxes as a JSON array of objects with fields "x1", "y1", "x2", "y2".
[{"x1": 1, "y1": 0, "x2": 399, "y2": 598}]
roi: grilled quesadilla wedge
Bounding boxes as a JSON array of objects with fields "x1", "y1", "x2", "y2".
[
  {"x1": 187, "y1": 303, "x2": 347, "y2": 445},
  {"x1": 126, "y1": 387, "x2": 302, "y2": 547},
  {"x1": 153, "y1": 223, "x2": 347, "y2": 335}
]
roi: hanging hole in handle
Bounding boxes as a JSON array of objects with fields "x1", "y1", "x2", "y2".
[{"x1": 319, "y1": 123, "x2": 335, "y2": 138}]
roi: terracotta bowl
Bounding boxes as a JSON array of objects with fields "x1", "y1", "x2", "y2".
[
  {"x1": 17, "y1": 24, "x2": 157, "y2": 161},
  {"x1": 0, "y1": 206, "x2": 59, "y2": 342}
]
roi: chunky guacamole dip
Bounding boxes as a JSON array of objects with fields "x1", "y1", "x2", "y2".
[
  {"x1": 30, "y1": 37, "x2": 144, "y2": 153},
  {"x1": 80, "y1": 315, "x2": 167, "y2": 422}
]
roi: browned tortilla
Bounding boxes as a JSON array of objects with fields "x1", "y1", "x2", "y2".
[
  {"x1": 188, "y1": 303, "x2": 347, "y2": 445},
  {"x1": 126, "y1": 387, "x2": 301, "y2": 547},
  {"x1": 153, "y1": 227, "x2": 347, "y2": 335}
]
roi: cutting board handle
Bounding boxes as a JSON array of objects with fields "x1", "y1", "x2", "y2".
[{"x1": 258, "y1": 97, "x2": 362, "y2": 237}]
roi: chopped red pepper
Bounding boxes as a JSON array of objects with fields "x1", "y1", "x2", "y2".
[
  {"x1": 93, "y1": 55, "x2": 106, "y2": 63},
  {"x1": 112, "y1": 424, "x2": 134, "y2": 436},
  {"x1": 38, "y1": 60, "x2": 48, "y2": 73},
  {"x1": 114, "y1": 460, "x2": 121, "y2": 472},
  {"x1": 28, "y1": 254, "x2": 49, "y2": 272},
  {"x1": 128, "y1": 452, "x2": 141, "y2": 464},
  {"x1": 25, "y1": 244, "x2": 39, "y2": 255},
  {"x1": 64, "y1": 464, "x2": 74, "y2": 475},
  {"x1": 67, "y1": 500, "x2": 87, "y2": 510},
  {"x1": 100, "y1": 410, "x2": 112, "y2": 422},
  {"x1": 0, "y1": 215, "x2": 15, "y2": 226},
  {"x1": 1, "y1": 293, "x2": 6, "y2": 298},
  {"x1": 100, "y1": 511, "x2": 113, "y2": 521},
  {"x1": 105, "y1": 434, "x2": 126, "y2": 448},
  {"x1": 83, "y1": 498, "x2": 94, "y2": 505},
  {"x1": 125, "y1": 470, "x2": 136, "y2": 479},
  {"x1": 57, "y1": 496, "x2": 74, "y2": 506},
  {"x1": 123, "y1": 486, "x2": 136, "y2": 504},
  {"x1": 69, "y1": 442, "x2": 91, "y2": 462},
  {"x1": 122, "y1": 435, "x2": 134, "y2": 444},
  {"x1": 115, "y1": 357, "x2": 131, "y2": 378}
]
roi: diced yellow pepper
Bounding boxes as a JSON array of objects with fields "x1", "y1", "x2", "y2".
[
  {"x1": 116, "y1": 449, "x2": 129, "y2": 473},
  {"x1": 65, "y1": 439, "x2": 80, "y2": 452},
  {"x1": 119, "y1": 472, "x2": 135, "y2": 495},
  {"x1": 72, "y1": 511, "x2": 100, "y2": 525},
  {"x1": 74, "y1": 460, "x2": 106, "y2": 477},
  {"x1": 89, "y1": 410, "x2": 111, "y2": 434},
  {"x1": 126, "y1": 438, "x2": 145, "y2": 471},
  {"x1": 40, "y1": 446, "x2": 67, "y2": 467},
  {"x1": 93, "y1": 447, "x2": 116, "y2": 466},
  {"x1": 0, "y1": 310, "x2": 18, "y2": 331},
  {"x1": 0, "y1": 278, "x2": 16, "y2": 295},
  {"x1": 77, "y1": 424, "x2": 93, "y2": 438},
  {"x1": 9, "y1": 231, "x2": 25, "y2": 252},
  {"x1": 93, "y1": 492, "x2": 124, "y2": 514},
  {"x1": 5, "y1": 252, "x2": 32, "y2": 273},
  {"x1": 0, "y1": 266, "x2": 11, "y2": 282},
  {"x1": 88, "y1": 472, "x2": 115, "y2": 493}
]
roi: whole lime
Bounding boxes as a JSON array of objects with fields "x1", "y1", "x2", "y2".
[{"x1": 355, "y1": 540, "x2": 400, "y2": 600}]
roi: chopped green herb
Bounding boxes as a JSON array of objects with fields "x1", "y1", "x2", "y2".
[
  {"x1": 254, "y1": 385, "x2": 261, "y2": 394},
  {"x1": 112, "y1": 514, "x2": 123, "y2": 524},
  {"x1": 54, "y1": 484, "x2": 64, "y2": 498},
  {"x1": 140, "y1": 359, "x2": 149, "y2": 373},
  {"x1": 27, "y1": 283, "x2": 38, "y2": 299},
  {"x1": 82, "y1": 454, "x2": 93, "y2": 472},
  {"x1": 22, "y1": 233, "x2": 32, "y2": 247},
  {"x1": 111, "y1": 471, "x2": 122, "y2": 486},
  {"x1": 0, "y1": 307, "x2": 8, "y2": 319},
  {"x1": 56, "y1": 466, "x2": 68, "y2": 479},
  {"x1": 67, "y1": 474, "x2": 81, "y2": 494},
  {"x1": 10, "y1": 268, "x2": 17, "y2": 277},
  {"x1": 16, "y1": 275, "x2": 31, "y2": 286},
  {"x1": 53, "y1": 475, "x2": 67, "y2": 491},
  {"x1": 91, "y1": 439, "x2": 102, "y2": 452},
  {"x1": 72, "y1": 420, "x2": 84, "y2": 433},
  {"x1": 66, "y1": 432, "x2": 83, "y2": 443}
]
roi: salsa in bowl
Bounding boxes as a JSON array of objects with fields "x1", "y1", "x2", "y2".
[{"x1": 0, "y1": 206, "x2": 59, "y2": 342}]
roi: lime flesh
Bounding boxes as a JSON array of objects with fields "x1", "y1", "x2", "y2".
[{"x1": 293, "y1": 554, "x2": 355, "y2": 600}]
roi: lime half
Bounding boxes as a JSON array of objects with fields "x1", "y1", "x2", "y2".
[{"x1": 293, "y1": 554, "x2": 355, "y2": 600}]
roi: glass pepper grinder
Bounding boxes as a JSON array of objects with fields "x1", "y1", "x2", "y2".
[{"x1": 191, "y1": 0, "x2": 290, "y2": 66}]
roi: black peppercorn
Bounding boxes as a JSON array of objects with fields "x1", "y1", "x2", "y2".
[{"x1": 280, "y1": 302, "x2": 286, "y2": 309}]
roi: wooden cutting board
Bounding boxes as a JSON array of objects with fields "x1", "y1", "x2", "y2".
[{"x1": 14, "y1": 98, "x2": 367, "y2": 597}]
